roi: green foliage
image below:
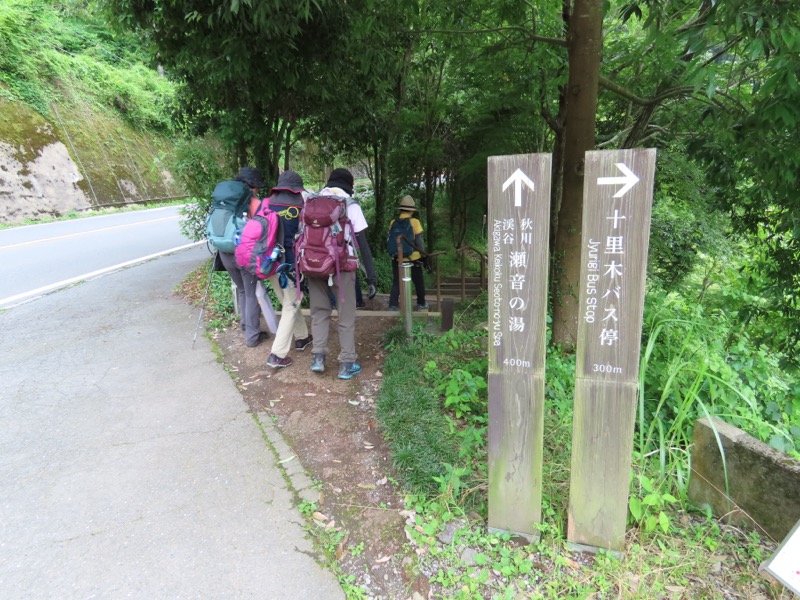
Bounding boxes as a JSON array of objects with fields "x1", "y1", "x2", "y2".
[
  {"x1": 0, "y1": 1, "x2": 52, "y2": 113},
  {"x1": 377, "y1": 328, "x2": 489, "y2": 500},
  {"x1": 628, "y1": 474, "x2": 679, "y2": 534},
  {"x1": 434, "y1": 367, "x2": 487, "y2": 421},
  {"x1": 641, "y1": 288, "x2": 798, "y2": 455},
  {"x1": 0, "y1": 0, "x2": 177, "y2": 129},
  {"x1": 171, "y1": 136, "x2": 230, "y2": 241},
  {"x1": 647, "y1": 148, "x2": 730, "y2": 290}
]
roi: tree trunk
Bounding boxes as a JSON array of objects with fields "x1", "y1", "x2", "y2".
[
  {"x1": 283, "y1": 122, "x2": 294, "y2": 171},
  {"x1": 424, "y1": 166, "x2": 436, "y2": 252},
  {"x1": 551, "y1": 0, "x2": 603, "y2": 351},
  {"x1": 370, "y1": 139, "x2": 388, "y2": 249}
]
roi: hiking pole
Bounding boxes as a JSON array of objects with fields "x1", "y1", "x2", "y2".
[{"x1": 192, "y1": 252, "x2": 218, "y2": 349}]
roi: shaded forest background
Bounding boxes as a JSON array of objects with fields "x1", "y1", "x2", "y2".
[{"x1": 1, "y1": 0, "x2": 798, "y2": 460}]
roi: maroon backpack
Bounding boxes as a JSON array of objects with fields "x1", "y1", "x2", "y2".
[{"x1": 295, "y1": 194, "x2": 358, "y2": 284}]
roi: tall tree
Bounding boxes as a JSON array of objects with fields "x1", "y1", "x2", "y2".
[
  {"x1": 550, "y1": 0, "x2": 604, "y2": 349},
  {"x1": 99, "y1": 0, "x2": 352, "y2": 184}
]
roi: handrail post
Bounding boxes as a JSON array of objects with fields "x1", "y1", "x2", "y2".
[
  {"x1": 435, "y1": 255, "x2": 441, "y2": 311},
  {"x1": 401, "y1": 262, "x2": 413, "y2": 336},
  {"x1": 397, "y1": 235, "x2": 412, "y2": 336},
  {"x1": 461, "y1": 251, "x2": 466, "y2": 302}
]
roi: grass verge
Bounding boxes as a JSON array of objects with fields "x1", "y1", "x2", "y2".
[{"x1": 375, "y1": 314, "x2": 789, "y2": 598}]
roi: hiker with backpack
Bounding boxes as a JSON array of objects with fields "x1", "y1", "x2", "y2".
[
  {"x1": 207, "y1": 166, "x2": 270, "y2": 348},
  {"x1": 387, "y1": 195, "x2": 428, "y2": 311},
  {"x1": 260, "y1": 170, "x2": 312, "y2": 368},
  {"x1": 295, "y1": 168, "x2": 377, "y2": 380}
]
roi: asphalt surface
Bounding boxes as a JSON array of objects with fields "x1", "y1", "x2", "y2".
[{"x1": 0, "y1": 246, "x2": 344, "y2": 599}]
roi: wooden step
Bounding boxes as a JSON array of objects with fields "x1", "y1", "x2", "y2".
[
  {"x1": 426, "y1": 286, "x2": 485, "y2": 293},
  {"x1": 425, "y1": 292, "x2": 483, "y2": 301},
  {"x1": 276, "y1": 309, "x2": 440, "y2": 318},
  {"x1": 441, "y1": 276, "x2": 485, "y2": 284}
]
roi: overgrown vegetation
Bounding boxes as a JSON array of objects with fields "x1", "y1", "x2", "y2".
[
  {"x1": 0, "y1": 0, "x2": 185, "y2": 216},
  {"x1": 375, "y1": 287, "x2": 797, "y2": 597}
]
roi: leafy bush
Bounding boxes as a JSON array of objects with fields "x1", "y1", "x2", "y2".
[
  {"x1": 637, "y1": 288, "x2": 799, "y2": 508},
  {"x1": 0, "y1": 0, "x2": 177, "y2": 130},
  {"x1": 0, "y1": 0, "x2": 53, "y2": 113},
  {"x1": 172, "y1": 136, "x2": 230, "y2": 241},
  {"x1": 647, "y1": 148, "x2": 728, "y2": 291}
]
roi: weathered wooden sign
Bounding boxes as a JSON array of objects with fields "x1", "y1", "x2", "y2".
[
  {"x1": 487, "y1": 154, "x2": 551, "y2": 538},
  {"x1": 568, "y1": 148, "x2": 657, "y2": 552},
  {"x1": 764, "y1": 517, "x2": 800, "y2": 596}
]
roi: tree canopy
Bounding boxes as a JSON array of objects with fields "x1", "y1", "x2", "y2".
[{"x1": 100, "y1": 0, "x2": 800, "y2": 354}]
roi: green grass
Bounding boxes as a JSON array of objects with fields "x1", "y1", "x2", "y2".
[{"x1": 374, "y1": 302, "x2": 792, "y2": 598}]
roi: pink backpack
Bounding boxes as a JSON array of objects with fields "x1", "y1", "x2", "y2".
[
  {"x1": 235, "y1": 198, "x2": 285, "y2": 279},
  {"x1": 295, "y1": 195, "x2": 359, "y2": 280}
]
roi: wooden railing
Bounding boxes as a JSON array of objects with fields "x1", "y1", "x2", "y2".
[{"x1": 456, "y1": 246, "x2": 487, "y2": 301}]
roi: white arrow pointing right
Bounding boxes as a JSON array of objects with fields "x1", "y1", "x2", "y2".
[{"x1": 598, "y1": 162, "x2": 640, "y2": 198}]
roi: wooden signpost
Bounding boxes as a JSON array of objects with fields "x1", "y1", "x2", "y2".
[
  {"x1": 487, "y1": 154, "x2": 551, "y2": 539},
  {"x1": 567, "y1": 148, "x2": 657, "y2": 552}
]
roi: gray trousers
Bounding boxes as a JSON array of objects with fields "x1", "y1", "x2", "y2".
[
  {"x1": 218, "y1": 251, "x2": 262, "y2": 346},
  {"x1": 307, "y1": 271, "x2": 357, "y2": 363}
]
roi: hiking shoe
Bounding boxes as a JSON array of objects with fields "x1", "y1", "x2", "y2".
[
  {"x1": 245, "y1": 331, "x2": 270, "y2": 347},
  {"x1": 415, "y1": 303, "x2": 430, "y2": 311},
  {"x1": 356, "y1": 302, "x2": 367, "y2": 310},
  {"x1": 295, "y1": 335, "x2": 313, "y2": 351},
  {"x1": 338, "y1": 362, "x2": 362, "y2": 380},
  {"x1": 387, "y1": 305, "x2": 399, "y2": 312},
  {"x1": 311, "y1": 353, "x2": 326, "y2": 373},
  {"x1": 267, "y1": 353, "x2": 293, "y2": 369}
]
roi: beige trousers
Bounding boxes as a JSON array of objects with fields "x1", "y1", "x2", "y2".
[{"x1": 267, "y1": 275, "x2": 308, "y2": 359}]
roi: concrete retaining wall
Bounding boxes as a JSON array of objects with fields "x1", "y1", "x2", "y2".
[{"x1": 688, "y1": 417, "x2": 800, "y2": 541}]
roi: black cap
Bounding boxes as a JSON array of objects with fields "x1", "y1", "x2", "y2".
[
  {"x1": 325, "y1": 168, "x2": 354, "y2": 196},
  {"x1": 235, "y1": 166, "x2": 265, "y2": 189}
]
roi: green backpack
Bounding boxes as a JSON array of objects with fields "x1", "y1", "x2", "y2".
[{"x1": 205, "y1": 180, "x2": 252, "y2": 253}]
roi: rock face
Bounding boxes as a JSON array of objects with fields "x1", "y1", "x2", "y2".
[
  {"x1": 689, "y1": 417, "x2": 800, "y2": 541},
  {"x1": 0, "y1": 96, "x2": 182, "y2": 225},
  {"x1": 0, "y1": 139, "x2": 90, "y2": 223}
]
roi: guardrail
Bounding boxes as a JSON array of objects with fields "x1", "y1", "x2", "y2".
[{"x1": 456, "y1": 246, "x2": 487, "y2": 301}]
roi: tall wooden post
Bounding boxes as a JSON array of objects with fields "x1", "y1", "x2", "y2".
[
  {"x1": 487, "y1": 154, "x2": 551, "y2": 539},
  {"x1": 568, "y1": 148, "x2": 657, "y2": 552}
]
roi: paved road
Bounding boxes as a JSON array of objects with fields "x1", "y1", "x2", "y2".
[
  {"x1": 0, "y1": 246, "x2": 343, "y2": 599},
  {"x1": 0, "y1": 206, "x2": 202, "y2": 308}
]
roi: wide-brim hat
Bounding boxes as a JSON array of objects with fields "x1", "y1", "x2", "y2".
[
  {"x1": 272, "y1": 169, "x2": 305, "y2": 193},
  {"x1": 325, "y1": 168, "x2": 354, "y2": 196},
  {"x1": 398, "y1": 195, "x2": 417, "y2": 211},
  {"x1": 235, "y1": 166, "x2": 265, "y2": 189}
]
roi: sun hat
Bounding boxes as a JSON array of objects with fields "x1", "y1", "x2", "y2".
[
  {"x1": 398, "y1": 195, "x2": 417, "y2": 211},
  {"x1": 235, "y1": 166, "x2": 265, "y2": 189},
  {"x1": 272, "y1": 170, "x2": 305, "y2": 193}
]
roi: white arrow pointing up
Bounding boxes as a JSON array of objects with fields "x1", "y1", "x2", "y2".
[
  {"x1": 502, "y1": 168, "x2": 536, "y2": 207},
  {"x1": 598, "y1": 162, "x2": 640, "y2": 198}
]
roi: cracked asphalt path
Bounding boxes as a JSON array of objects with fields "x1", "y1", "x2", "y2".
[{"x1": 0, "y1": 246, "x2": 343, "y2": 599}]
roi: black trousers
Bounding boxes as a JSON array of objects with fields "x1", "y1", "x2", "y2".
[{"x1": 389, "y1": 259, "x2": 426, "y2": 308}]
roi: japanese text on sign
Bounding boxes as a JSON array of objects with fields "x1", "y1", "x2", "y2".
[{"x1": 492, "y1": 217, "x2": 534, "y2": 347}]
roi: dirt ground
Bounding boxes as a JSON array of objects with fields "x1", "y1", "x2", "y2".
[{"x1": 210, "y1": 300, "x2": 429, "y2": 600}]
